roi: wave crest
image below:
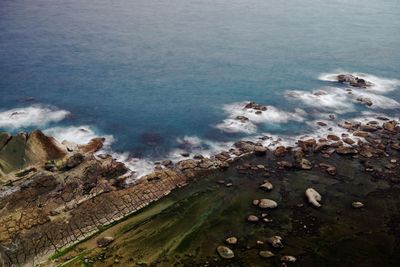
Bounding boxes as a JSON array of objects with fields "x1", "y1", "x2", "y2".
[{"x1": 0, "y1": 105, "x2": 70, "y2": 129}]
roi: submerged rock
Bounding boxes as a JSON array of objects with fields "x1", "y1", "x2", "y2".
[
  {"x1": 217, "y1": 246, "x2": 235, "y2": 259},
  {"x1": 305, "y1": 188, "x2": 322, "y2": 208},
  {"x1": 258, "y1": 199, "x2": 278, "y2": 209}
]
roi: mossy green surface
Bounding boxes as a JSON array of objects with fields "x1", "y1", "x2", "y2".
[{"x1": 55, "y1": 154, "x2": 400, "y2": 266}]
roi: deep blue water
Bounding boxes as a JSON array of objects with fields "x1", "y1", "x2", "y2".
[{"x1": 1, "y1": 0, "x2": 400, "y2": 160}]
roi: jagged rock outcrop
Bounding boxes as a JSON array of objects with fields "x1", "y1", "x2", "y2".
[
  {"x1": 336, "y1": 74, "x2": 373, "y2": 88},
  {"x1": 0, "y1": 130, "x2": 66, "y2": 175}
]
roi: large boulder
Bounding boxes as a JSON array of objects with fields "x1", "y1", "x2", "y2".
[
  {"x1": 78, "y1": 137, "x2": 105, "y2": 153},
  {"x1": 337, "y1": 74, "x2": 373, "y2": 88},
  {"x1": 25, "y1": 130, "x2": 66, "y2": 164},
  {"x1": 305, "y1": 188, "x2": 322, "y2": 207}
]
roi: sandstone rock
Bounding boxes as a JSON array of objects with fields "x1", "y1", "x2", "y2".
[
  {"x1": 281, "y1": 255, "x2": 297, "y2": 263},
  {"x1": 176, "y1": 159, "x2": 197, "y2": 171},
  {"x1": 360, "y1": 124, "x2": 379, "y2": 132},
  {"x1": 336, "y1": 147, "x2": 358, "y2": 155},
  {"x1": 78, "y1": 138, "x2": 105, "y2": 154},
  {"x1": 277, "y1": 160, "x2": 293, "y2": 168},
  {"x1": 314, "y1": 142, "x2": 330, "y2": 152},
  {"x1": 234, "y1": 141, "x2": 256, "y2": 153},
  {"x1": 330, "y1": 141, "x2": 343, "y2": 148},
  {"x1": 226, "y1": 237, "x2": 238, "y2": 245},
  {"x1": 267, "y1": 235, "x2": 283, "y2": 248},
  {"x1": 383, "y1": 121, "x2": 397, "y2": 132},
  {"x1": 343, "y1": 137, "x2": 355, "y2": 145},
  {"x1": 0, "y1": 132, "x2": 11, "y2": 151},
  {"x1": 352, "y1": 201, "x2": 364, "y2": 208},
  {"x1": 217, "y1": 246, "x2": 235, "y2": 259},
  {"x1": 254, "y1": 145, "x2": 267, "y2": 156},
  {"x1": 161, "y1": 159, "x2": 172, "y2": 166},
  {"x1": 258, "y1": 199, "x2": 278, "y2": 209},
  {"x1": 260, "y1": 181, "x2": 273, "y2": 191},
  {"x1": 66, "y1": 153, "x2": 85, "y2": 169},
  {"x1": 353, "y1": 131, "x2": 369, "y2": 138},
  {"x1": 298, "y1": 158, "x2": 312, "y2": 170},
  {"x1": 274, "y1": 146, "x2": 287, "y2": 157},
  {"x1": 259, "y1": 250, "x2": 274, "y2": 258},
  {"x1": 305, "y1": 188, "x2": 322, "y2": 208},
  {"x1": 0, "y1": 131, "x2": 66, "y2": 174},
  {"x1": 298, "y1": 138, "x2": 316, "y2": 152},
  {"x1": 247, "y1": 215, "x2": 259, "y2": 222},
  {"x1": 327, "y1": 134, "x2": 340, "y2": 141}
]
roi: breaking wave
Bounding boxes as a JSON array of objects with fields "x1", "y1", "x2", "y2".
[{"x1": 0, "y1": 105, "x2": 70, "y2": 129}]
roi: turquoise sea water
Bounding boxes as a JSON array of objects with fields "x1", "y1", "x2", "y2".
[{"x1": 1, "y1": 0, "x2": 399, "y2": 168}]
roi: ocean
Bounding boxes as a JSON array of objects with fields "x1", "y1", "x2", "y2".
[{"x1": 1, "y1": 0, "x2": 399, "y2": 178}]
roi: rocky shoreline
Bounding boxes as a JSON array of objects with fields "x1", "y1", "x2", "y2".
[{"x1": 0, "y1": 80, "x2": 399, "y2": 266}]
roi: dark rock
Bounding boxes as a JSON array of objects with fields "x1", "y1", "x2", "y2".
[
  {"x1": 327, "y1": 134, "x2": 340, "y2": 141},
  {"x1": 97, "y1": 236, "x2": 114, "y2": 248},
  {"x1": 356, "y1": 97, "x2": 373, "y2": 106},
  {"x1": 337, "y1": 74, "x2": 372, "y2": 88},
  {"x1": 336, "y1": 147, "x2": 358, "y2": 155},
  {"x1": 244, "y1": 101, "x2": 267, "y2": 111}
]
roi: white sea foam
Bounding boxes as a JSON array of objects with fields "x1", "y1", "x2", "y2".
[
  {"x1": 319, "y1": 71, "x2": 400, "y2": 93},
  {"x1": 0, "y1": 105, "x2": 70, "y2": 129},
  {"x1": 169, "y1": 135, "x2": 234, "y2": 162},
  {"x1": 352, "y1": 91, "x2": 400, "y2": 109},
  {"x1": 215, "y1": 102, "x2": 306, "y2": 134},
  {"x1": 43, "y1": 125, "x2": 114, "y2": 146},
  {"x1": 110, "y1": 152, "x2": 154, "y2": 183},
  {"x1": 176, "y1": 136, "x2": 203, "y2": 147},
  {"x1": 286, "y1": 86, "x2": 400, "y2": 113},
  {"x1": 285, "y1": 88, "x2": 355, "y2": 113},
  {"x1": 216, "y1": 119, "x2": 257, "y2": 134}
]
